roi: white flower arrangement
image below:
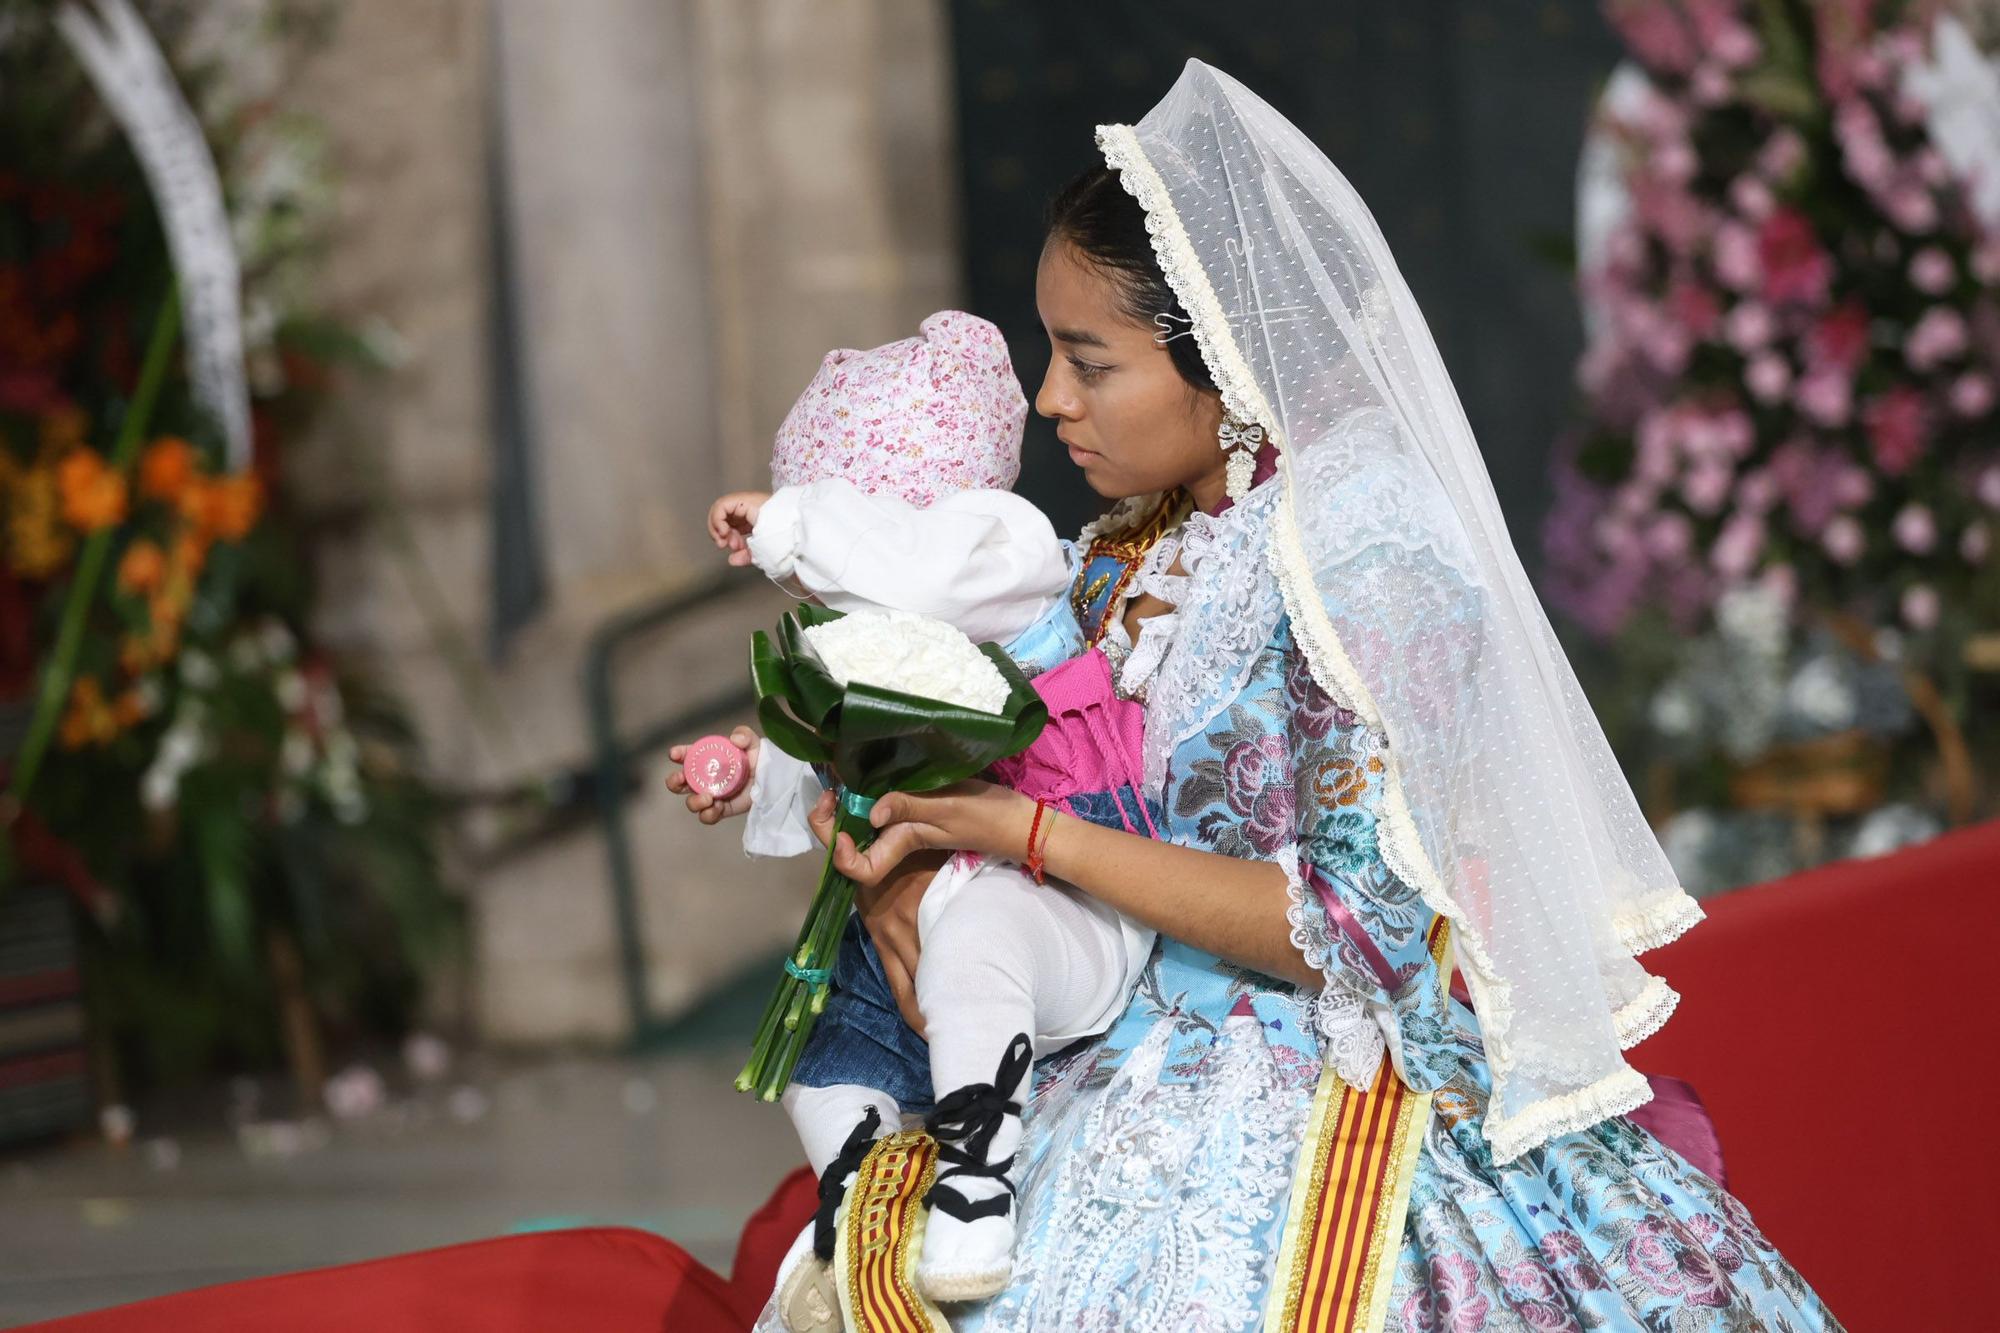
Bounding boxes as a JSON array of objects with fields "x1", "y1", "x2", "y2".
[{"x1": 802, "y1": 610, "x2": 1010, "y2": 714}]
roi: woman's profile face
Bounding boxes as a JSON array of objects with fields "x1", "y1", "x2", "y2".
[{"x1": 1034, "y1": 239, "x2": 1227, "y2": 507}]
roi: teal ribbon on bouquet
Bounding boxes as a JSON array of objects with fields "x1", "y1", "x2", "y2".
[{"x1": 734, "y1": 604, "x2": 1047, "y2": 1101}]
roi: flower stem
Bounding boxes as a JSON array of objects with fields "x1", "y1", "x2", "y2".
[
  {"x1": 739, "y1": 796, "x2": 878, "y2": 1098},
  {"x1": 8, "y1": 286, "x2": 182, "y2": 814}
]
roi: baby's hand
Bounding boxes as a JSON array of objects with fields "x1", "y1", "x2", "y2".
[
  {"x1": 707, "y1": 492, "x2": 769, "y2": 568},
  {"x1": 666, "y1": 725, "x2": 760, "y2": 823}
]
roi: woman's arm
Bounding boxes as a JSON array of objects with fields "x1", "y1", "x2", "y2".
[
  {"x1": 833, "y1": 782, "x2": 1319, "y2": 989},
  {"x1": 1043, "y1": 810, "x2": 1319, "y2": 988}
]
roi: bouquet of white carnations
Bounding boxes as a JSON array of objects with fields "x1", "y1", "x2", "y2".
[{"x1": 735, "y1": 606, "x2": 1047, "y2": 1100}]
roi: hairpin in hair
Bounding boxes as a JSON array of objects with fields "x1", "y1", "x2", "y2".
[{"x1": 1153, "y1": 310, "x2": 1196, "y2": 346}]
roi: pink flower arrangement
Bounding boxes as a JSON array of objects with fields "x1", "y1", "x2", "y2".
[
  {"x1": 1805, "y1": 302, "x2": 1870, "y2": 374},
  {"x1": 1605, "y1": 0, "x2": 1701, "y2": 74},
  {"x1": 1795, "y1": 368, "x2": 1853, "y2": 426},
  {"x1": 1892, "y1": 502, "x2": 1936, "y2": 553},
  {"x1": 1900, "y1": 582, "x2": 1939, "y2": 629},
  {"x1": 1757, "y1": 127, "x2": 1807, "y2": 182},
  {"x1": 1862, "y1": 385, "x2": 1930, "y2": 475},
  {"x1": 1909, "y1": 247, "x2": 1955, "y2": 293},
  {"x1": 1745, "y1": 353, "x2": 1791, "y2": 403},
  {"x1": 1549, "y1": 0, "x2": 2000, "y2": 645},
  {"x1": 1949, "y1": 372, "x2": 1994, "y2": 417},
  {"x1": 1823, "y1": 515, "x2": 1866, "y2": 565},
  {"x1": 1726, "y1": 301, "x2": 1775, "y2": 350},
  {"x1": 1904, "y1": 307, "x2": 1967, "y2": 371},
  {"x1": 1756, "y1": 210, "x2": 1833, "y2": 305},
  {"x1": 1712, "y1": 221, "x2": 1763, "y2": 291}
]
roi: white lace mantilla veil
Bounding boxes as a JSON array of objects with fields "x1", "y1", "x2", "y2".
[{"x1": 1097, "y1": 60, "x2": 1705, "y2": 1163}]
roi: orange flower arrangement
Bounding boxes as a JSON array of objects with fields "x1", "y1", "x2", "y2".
[
  {"x1": 58, "y1": 676, "x2": 118, "y2": 750},
  {"x1": 119, "y1": 622, "x2": 179, "y2": 676},
  {"x1": 116, "y1": 537, "x2": 166, "y2": 595},
  {"x1": 180, "y1": 472, "x2": 263, "y2": 541},
  {"x1": 56, "y1": 447, "x2": 127, "y2": 531},
  {"x1": 112, "y1": 686, "x2": 150, "y2": 729},
  {"x1": 211, "y1": 474, "x2": 263, "y2": 540},
  {"x1": 138, "y1": 435, "x2": 196, "y2": 501},
  {"x1": 20, "y1": 429, "x2": 268, "y2": 747},
  {"x1": 171, "y1": 528, "x2": 209, "y2": 580},
  {"x1": 117, "y1": 633, "x2": 149, "y2": 676},
  {"x1": 5, "y1": 462, "x2": 75, "y2": 578},
  {"x1": 150, "y1": 540, "x2": 198, "y2": 634}
]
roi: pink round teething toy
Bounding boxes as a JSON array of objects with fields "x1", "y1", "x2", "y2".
[{"x1": 682, "y1": 735, "x2": 749, "y2": 801}]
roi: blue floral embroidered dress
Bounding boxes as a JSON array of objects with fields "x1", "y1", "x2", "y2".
[{"x1": 948, "y1": 494, "x2": 1841, "y2": 1333}]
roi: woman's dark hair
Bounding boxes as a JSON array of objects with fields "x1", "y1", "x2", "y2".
[{"x1": 1044, "y1": 166, "x2": 1217, "y2": 394}]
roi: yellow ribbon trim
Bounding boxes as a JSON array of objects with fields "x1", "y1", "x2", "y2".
[
  {"x1": 836, "y1": 1129, "x2": 950, "y2": 1333},
  {"x1": 1265, "y1": 919, "x2": 1453, "y2": 1333}
]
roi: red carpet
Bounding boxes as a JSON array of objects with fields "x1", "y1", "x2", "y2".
[
  {"x1": 22, "y1": 1225, "x2": 751, "y2": 1332},
  {"x1": 26, "y1": 821, "x2": 1994, "y2": 1331}
]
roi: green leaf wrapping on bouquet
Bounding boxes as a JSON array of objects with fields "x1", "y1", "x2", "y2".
[
  {"x1": 751, "y1": 603, "x2": 1047, "y2": 797},
  {"x1": 736, "y1": 604, "x2": 1048, "y2": 1100}
]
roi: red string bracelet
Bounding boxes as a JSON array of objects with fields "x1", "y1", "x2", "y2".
[{"x1": 1026, "y1": 799, "x2": 1051, "y2": 884}]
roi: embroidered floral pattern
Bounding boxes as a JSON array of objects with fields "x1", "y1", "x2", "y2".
[
  {"x1": 1428, "y1": 1253, "x2": 1492, "y2": 1332},
  {"x1": 1386, "y1": 1010, "x2": 1841, "y2": 1331},
  {"x1": 1304, "y1": 803, "x2": 1378, "y2": 876},
  {"x1": 1286, "y1": 648, "x2": 1355, "y2": 739},
  {"x1": 1175, "y1": 705, "x2": 1296, "y2": 859}
]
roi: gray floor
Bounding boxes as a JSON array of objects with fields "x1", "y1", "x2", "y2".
[{"x1": 0, "y1": 1046, "x2": 803, "y2": 1327}]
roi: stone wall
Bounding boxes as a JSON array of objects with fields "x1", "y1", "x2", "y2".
[{"x1": 289, "y1": 0, "x2": 960, "y2": 1043}]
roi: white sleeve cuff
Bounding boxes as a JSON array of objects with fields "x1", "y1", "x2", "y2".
[
  {"x1": 742, "y1": 738, "x2": 821, "y2": 859},
  {"x1": 745, "y1": 486, "x2": 807, "y2": 583}
]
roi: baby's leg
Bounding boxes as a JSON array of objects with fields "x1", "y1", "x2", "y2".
[
  {"x1": 769, "y1": 918, "x2": 932, "y2": 1328},
  {"x1": 773, "y1": 1080, "x2": 904, "y2": 1329},
  {"x1": 781, "y1": 1081, "x2": 901, "y2": 1177},
  {"x1": 912, "y1": 864, "x2": 1130, "y2": 1301},
  {"x1": 917, "y1": 863, "x2": 1128, "y2": 1090}
]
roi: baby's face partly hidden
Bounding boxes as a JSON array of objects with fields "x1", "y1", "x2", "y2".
[{"x1": 1033, "y1": 240, "x2": 1229, "y2": 509}]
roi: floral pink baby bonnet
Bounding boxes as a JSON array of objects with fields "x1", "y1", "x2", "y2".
[{"x1": 770, "y1": 310, "x2": 1028, "y2": 507}]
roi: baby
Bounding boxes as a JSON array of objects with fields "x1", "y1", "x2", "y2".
[{"x1": 685, "y1": 311, "x2": 1157, "y2": 1316}]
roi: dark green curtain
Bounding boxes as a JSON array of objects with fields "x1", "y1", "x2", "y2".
[{"x1": 948, "y1": 0, "x2": 1619, "y2": 563}]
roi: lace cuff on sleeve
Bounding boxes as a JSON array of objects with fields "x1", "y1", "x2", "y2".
[{"x1": 1276, "y1": 844, "x2": 1388, "y2": 1086}]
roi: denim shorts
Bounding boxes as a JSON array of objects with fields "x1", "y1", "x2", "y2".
[{"x1": 788, "y1": 914, "x2": 935, "y2": 1115}]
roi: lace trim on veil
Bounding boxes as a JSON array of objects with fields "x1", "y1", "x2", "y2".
[
  {"x1": 1616, "y1": 972, "x2": 1682, "y2": 1051},
  {"x1": 1097, "y1": 125, "x2": 1286, "y2": 444},
  {"x1": 1097, "y1": 121, "x2": 1697, "y2": 1163},
  {"x1": 1616, "y1": 890, "x2": 1707, "y2": 955}
]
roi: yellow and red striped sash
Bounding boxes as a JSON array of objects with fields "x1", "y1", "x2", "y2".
[
  {"x1": 835, "y1": 1129, "x2": 950, "y2": 1333},
  {"x1": 1265, "y1": 918, "x2": 1453, "y2": 1333}
]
